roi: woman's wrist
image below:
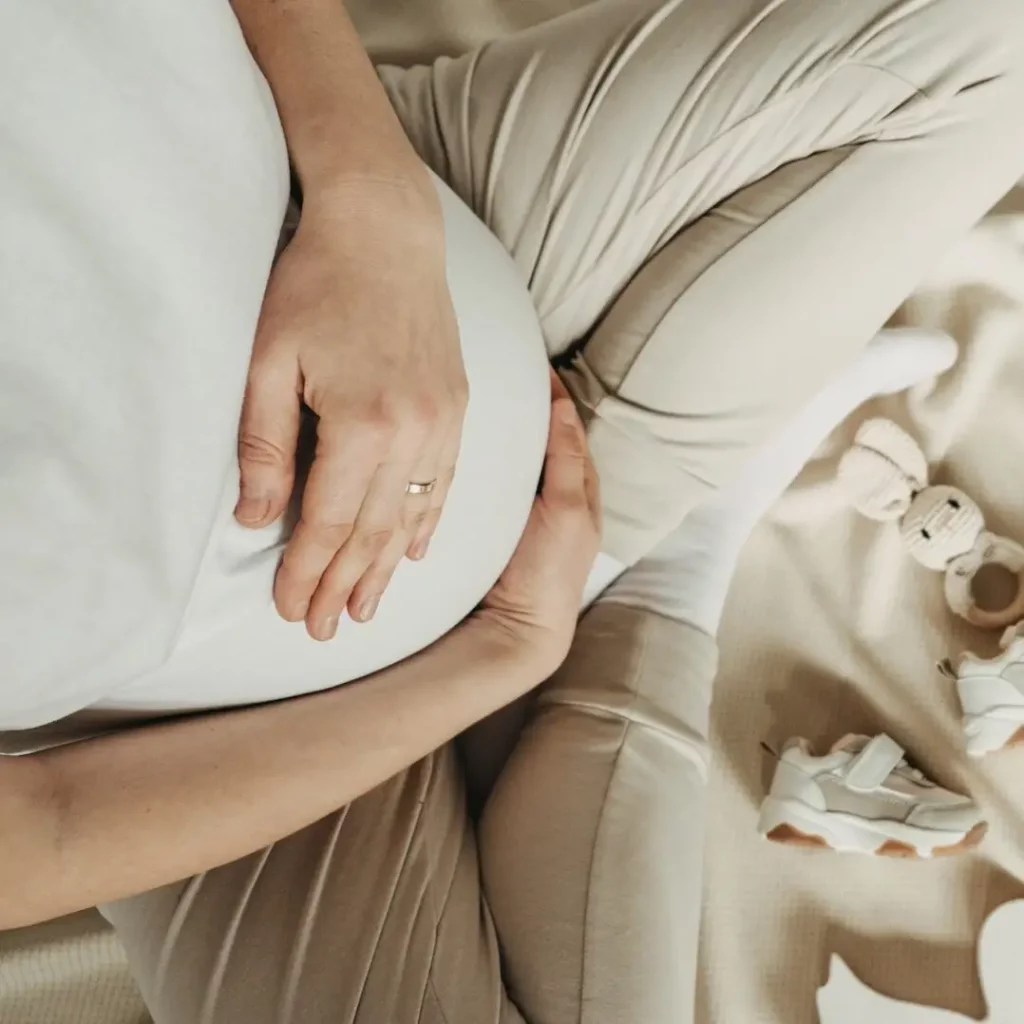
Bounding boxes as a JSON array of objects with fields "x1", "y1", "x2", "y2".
[
  {"x1": 302, "y1": 168, "x2": 443, "y2": 249},
  {"x1": 231, "y1": 0, "x2": 434, "y2": 215},
  {"x1": 460, "y1": 611, "x2": 571, "y2": 687}
]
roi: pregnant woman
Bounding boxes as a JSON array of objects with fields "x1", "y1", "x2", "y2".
[{"x1": 2, "y1": 0, "x2": 1023, "y2": 1021}]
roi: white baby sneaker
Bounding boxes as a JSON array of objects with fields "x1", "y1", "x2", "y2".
[
  {"x1": 759, "y1": 733, "x2": 985, "y2": 857},
  {"x1": 945, "y1": 622, "x2": 1024, "y2": 758}
]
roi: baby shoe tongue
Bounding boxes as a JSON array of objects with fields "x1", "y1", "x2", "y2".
[{"x1": 829, "y1": 734, "x2": 871, "y2": 755}]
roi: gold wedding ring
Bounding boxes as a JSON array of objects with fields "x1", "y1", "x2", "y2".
[{"x1": 405, "y1": 479, "x2": 437, "y2": 496}]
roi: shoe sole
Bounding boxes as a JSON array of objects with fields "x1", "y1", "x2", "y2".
[
  {"x1": 965, "y1": 721, "x2": 1024, "y2": 758},
  {"x1": 758, "y1": 797, "x2": 987, "y2": 857},
  {"x1": 763, "y1": 820, "x2": 987, "y2": 858}
]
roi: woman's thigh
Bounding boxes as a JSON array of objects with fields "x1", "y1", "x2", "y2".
[
  {"x1": 381, "y1": 0, "x2": 1024, "y2": 563},
  {"x1": 102, "y1": 744, "x2": 522, "y2": 1024}
]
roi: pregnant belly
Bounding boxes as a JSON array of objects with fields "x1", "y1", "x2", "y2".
[{"x1": 94, "y1": 177, "x2": 551, "y2": 715}]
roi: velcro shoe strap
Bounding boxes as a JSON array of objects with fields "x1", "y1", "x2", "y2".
[{"x1": 845, "y1": 734, "x2": 905, "y2": 793}]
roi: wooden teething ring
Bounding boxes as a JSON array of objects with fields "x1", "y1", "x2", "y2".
[{"x1": 945, "y1": 532, "x2": 1024, "y2": 630}]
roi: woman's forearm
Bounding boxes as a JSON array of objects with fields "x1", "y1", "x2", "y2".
[
  {"x1": 0, "y1": 625, "x2": 539, "y2": 930},
  {"x1": 230, "y1": 0, "x2": 430, "y2": 200}
]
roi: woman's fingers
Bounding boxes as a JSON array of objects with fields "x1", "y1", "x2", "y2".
[
  {"x1": 549, "y1": 365, "x2": 572, "y2": 403},
  {"x1": 287, "y1": 368, "x2": 587, "y2": 639},
  {"x1": 547, "y1": 369, "x2": 601, "y2": 528},
  {"x1": 402, "y1": 451, "x2": 441, "y2": 561},
  {"x1": 273, "y1": 408, "x2": 383, "y2": 624},
  {"x1": 406, "y1": 424, "x2": 460, "y2": 561},
  {"x1": 541, "y1": 397, "x2": 589, "y2": 509},
  {"x1": 235, "y1": 345, "x2": 302, "y2": 529},
  {"x1": 583, "y1": 455, "x2": 602, "y2": 530},
  {"x1": 279, "y1": 400, "x2": 458, "y2": 639},
  {"x1": 303, "y1": 440, "x2": 419, "y2": 640},
  {"x1": 346, "y1": 524, "x2": 414, "y2": 625},
  {"x1": 472, "y1": 381, "x2": 601, "y2": 674}
]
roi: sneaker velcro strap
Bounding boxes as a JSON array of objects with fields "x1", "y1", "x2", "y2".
[{"x1": 845, "y1": 734, "x2": 905, "y2": 793}]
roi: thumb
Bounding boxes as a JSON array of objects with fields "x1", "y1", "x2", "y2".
[
  {"x1": 540, "y1": 398, "x2": 587, "y2": 509},
  {"x1": 235, "y1": 355, "x2": 301, "y2": 528}
]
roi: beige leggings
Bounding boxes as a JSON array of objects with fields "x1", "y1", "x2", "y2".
[{"x1": 102, "y1": 0, "x2": 1024, "y2": 1021}]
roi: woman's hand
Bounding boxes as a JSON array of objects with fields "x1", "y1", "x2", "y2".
[
  {"x1": 235, "y1": 180, "x2": 469, "y2": 641},
  {"x1": 471, "y1": 371, "x2": 602, "y2": 677},
  {"x1": 1, "y1": 383, "x2": 595, "y2": 928}
]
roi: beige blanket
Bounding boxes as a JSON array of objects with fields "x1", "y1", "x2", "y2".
[{"x1": 3, "y1": 3, "x2": 1023, "y2": 1021}]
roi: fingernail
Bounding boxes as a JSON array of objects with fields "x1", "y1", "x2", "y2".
[
  {"x1": 312, "y1": 613, "x2": 339, "y2": 641},
  {"x1": 235, "y1": 495, "x2": 270, "y2": 525},
  {"x1": 355, "y1": 595, "x2": 379, "y2": 622},
  {"x1": 409, "y1": 537, "x2": 429, "y2": 560},
  {"x1": 283, "y1": 599, "x2": 309, "y2": 623},
  {"x1": 275, "y1": 581, "x2": 309, "y2": 622}
]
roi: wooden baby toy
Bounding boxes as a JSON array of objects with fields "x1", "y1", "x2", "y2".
[{"x1": 838, "y1": 418, "x2": 1024, "y2": 630}]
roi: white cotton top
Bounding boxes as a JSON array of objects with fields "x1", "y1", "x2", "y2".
[
  {"x1": 0, "y1": 0, "x2": 549, "y2": 735},
  {"x1": 89, "y1": 189, "x2": 549, "y2": 718},
  {"x1": 91, "y1": 187, "x2": 550, "y2": 716}
]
